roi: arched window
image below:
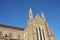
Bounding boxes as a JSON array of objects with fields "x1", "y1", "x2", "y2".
[
  {"x1": 5, "y1": 34, "x2": 8, "y2": 37},
  {"x1": 0, "y1": 31, "x2": 2, "y2": 36},
  {"x1": 42, "y1": 30, "x2": 45, "y2": 40},
  {"x1": 36, "y1": 28, "x2": 39, "y2": 40},
  {"x1": 39, "y1": 27, "x2": 42, "y2": 40}
]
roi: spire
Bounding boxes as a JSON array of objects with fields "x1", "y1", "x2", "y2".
[
  {"x1": 41, "y1": 11, "x2": 45, "y2": 21},
  {"x1": 29, "y1": 8, "x2": 33, "y2": 19}
]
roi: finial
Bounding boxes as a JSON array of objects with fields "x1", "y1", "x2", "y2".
[
  {"x1": 36, "y1": 12, "x2": 39, "y2": 16},
  {"x1": 35, "y1": 12, "x2": 41, "y2": 19}
]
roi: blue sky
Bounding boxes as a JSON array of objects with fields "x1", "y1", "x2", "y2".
[{"x1": 0, "y1": 0, "x2": 60, "y2": 40}]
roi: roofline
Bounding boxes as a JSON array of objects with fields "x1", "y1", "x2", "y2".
[{"x1": 0, "y1": 24, "x2": 24, "y2": 31}]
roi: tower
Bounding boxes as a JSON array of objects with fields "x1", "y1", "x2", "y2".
[{"x1": 25, "y1": 8, "x2": 55, "y2": 40}]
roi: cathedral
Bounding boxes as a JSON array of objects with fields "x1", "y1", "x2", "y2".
[{"x1": 0, "y1": 8, "x2": 55, "y2": 40}]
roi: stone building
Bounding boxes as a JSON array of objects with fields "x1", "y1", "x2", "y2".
[{"x1": 0, "y1": 8, "x2": 55, "y2": 40}]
